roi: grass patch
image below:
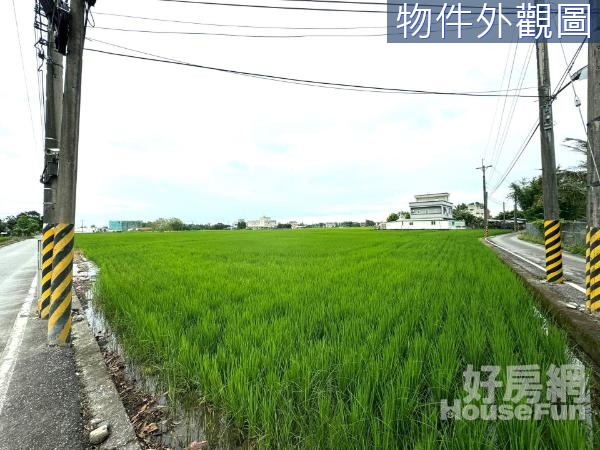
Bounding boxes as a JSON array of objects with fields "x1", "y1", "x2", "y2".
[
  {"x1": 77, "y1": 229, "x2": 591, "y2": 448},
  {"x1": 518, "y1": 232, "x2": 586, "y2": 256}
]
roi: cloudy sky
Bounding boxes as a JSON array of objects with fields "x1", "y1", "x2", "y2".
[{"x1": 1, "y1": 0, "x2": 589, "y2": 226}]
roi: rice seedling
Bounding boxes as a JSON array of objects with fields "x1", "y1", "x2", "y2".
[{"x1": 76, "y1": 228, "x2": 593, "y2": 448}]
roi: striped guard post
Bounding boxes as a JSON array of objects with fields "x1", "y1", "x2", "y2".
[
  {"x1": 38, "y1": 224, "x2": 55, "y2": 318},
  {"x1": 48, "y1": 223, "x2": 74, "y2": 345},
  {"x1": 484, "y1": 225, "x2": 489, "y2": 238},
  {"x1": 589, "y1": 227, "x2": 600, "y2": 312},
  {"x1": 586, "y1": 227, "x2": 591, "y2": 309},
  {"x1": 544, "y1": 220, "x2": 564, "y2": 284}
]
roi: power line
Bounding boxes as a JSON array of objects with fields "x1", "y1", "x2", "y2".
[
  {"x1": 94, "y1": 11, "x2": 385, "y2": 29},
  {"x1": 482, "y1": 39, "x2": 515, "y2": 165},
  {"x1": 84, "y1": 38, "x2": 538, "y2": 97},
  {"x1": 492, "y1": 44, "x2": 534, "y2": 170},
  {"x1": 157, "y1": 0, "x2": 388, "y2": 13},
  {"x1": 92, "y1": 23, "x2": 491, "y2": 37},
  {"x1": 10, "y1": 0, "x2": 38, "y2": 153},
  {"x1": 277, "y1": 0, "x2": 521, "y2": 11},
  {"x1": 489, "y1": 39, "x2": 588, "y2": 194},
  {"x1": 158, "y1": 0, "x2": 528, "y2": 12},
  {"x1": 490, "y1": 121, "x2": 539, "y2": 194},
  {"x1": 555, "y1": 37, "x2": 600, "y2": 181},
  {"x1": 93, "y1": 25, "x2": 390, "y2": 37},
  {"x1": 489, "y1": 40, "x2": 520, "y2": 168}
]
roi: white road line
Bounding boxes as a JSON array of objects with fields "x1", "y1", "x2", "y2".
[
  {"x1": 0, "y1": 274, "x2": 37, "y2": 417},
  {"x1": 486, "y1": 238, "x2": 586, "y2": 295}
]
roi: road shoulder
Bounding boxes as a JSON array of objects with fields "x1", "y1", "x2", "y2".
[{"x1": 485, "y1": 239, "x2": 600, "y2": 369}]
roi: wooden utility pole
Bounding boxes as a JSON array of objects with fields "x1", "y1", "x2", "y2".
[
  {"x1": 502, "y1": 201, "x2": 505, "y2": 226},
  {"x1": 535, "y1": 24, "x2": 563, "y2": 283},
  {"x1": 38, "y1": 4, "x2": 64, "y2": 320},
  {"x1": 49, "y1": 0, "x2": 87, "y2": 345},
  {"x1": 587, "y1": 0, "x2": 600, "y2": 309},
  {"x1": 476, "y1": 160, "x2": 491, "y2": 237}
]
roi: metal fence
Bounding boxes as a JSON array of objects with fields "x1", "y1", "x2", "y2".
[{"x1": 525, "y1": 221, "x2": 586, "y2": 247}]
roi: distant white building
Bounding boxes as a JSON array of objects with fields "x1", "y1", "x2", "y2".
[
  {"x1": 381, "y1": 193, "x2": 466, "y2": 230},
  {"x1": 467, "y1": 202, "x2": 487, "y2": 218},
  {"x1": 247, "y1": 216, "x2": 277, "y2": 229}
]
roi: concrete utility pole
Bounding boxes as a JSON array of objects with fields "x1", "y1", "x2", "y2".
[
  {"x1": 38, "y1": 9, "x2": 64, "y2": 320},
  {"x1": 535, "y1": 23, "x2": 563, "y2": 283},
  {"x1": 49, "y1": 0, "x2": 87, "y2": 345},
  {"x1": 42, "y1": 30, "x2": 63, "y2": 220},
  {"x1": 587, "y1": 0, "x2": 600, "y2": 309},
  {"x1": 502, "y1": 201, "x2": 505, "y2": 226},
  {"x1": 513, "y1": 194, "x2": 517, "y2": 231},
  {"x1": 476, "y1": 159, "x2": 492, "y2": 237}
]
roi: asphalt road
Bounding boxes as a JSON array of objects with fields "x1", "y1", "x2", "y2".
[
  {"x1": 488, "y1": 232, "x2": 586, "y2": 287},
  {"x1": 0, "y1": 239, "x2": 84, "y2": 450},
  {"x1": 0, "y1": 239, "x2": 37, "y2": 354}
]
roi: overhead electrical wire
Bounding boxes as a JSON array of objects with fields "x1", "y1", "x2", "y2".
[
  {"x1": 278, "y1": 0, "x2": 521, "y2": 8},
  {"x1": 10, "y1": 0, "x2": 39, "y2": 153},
  {"x1": 84, "y1": 37, "x2": 538, "y2": 97},
  {"x1": 490, "y1": 121, "x2": 540, "y2": 194},
  {"x1": 157, "y1": 0, "x2": 389, "y2": 13},
  {"x1": 93, "y1": 11, "x2": 386, "y2": 29},
  {"x1": 34, "y1": 1, "x2": 47, "y2": 138},
  {"x1": 488, "y1": 40, "x2": 520, "y2": 169},
  {"x1": 92, "y1": 23, "x2": 491, "y2": 37},
  {"x1": 482, "y1": 37, "x2": 517, "y2": 165},
  {"x1": 555, "y1": 36, "x2": 600, "y2": 181},
  {"x1": 492, "y1": 44, "x2": 534, "y2": 171},
  {"x1": 487, "y1": 42, "x2": 534, "y2": 188},
  {"x1": 489, "y1": 39, "x2": 587, "y2": 194},
  {"x1": 158, "y1": 0, "x2": 529, "y2": 13},
  {"x1": 93, "y1": 25, "x2": 389, "y2": 37}
]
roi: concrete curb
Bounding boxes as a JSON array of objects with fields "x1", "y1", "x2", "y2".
[
  {"x1": 485, "y1": 239, "x2": 600, "y2": 369},
  {"x1": 71, "y1": 291, "x2": 141, "y2": 450}
]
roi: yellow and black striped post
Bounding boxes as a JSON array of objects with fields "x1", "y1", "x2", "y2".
[
  {"x1": 484, "y1": 225, "x2": 489, "y2": 238},
  {"x1": 38, "y1": 224, "x2": 55, "y2": 319},
  {"x1": 544, "y1": 220, "x2": 564, "y2": 283},
  {"x1": 48, "y1": 223, "x2": 74, "y2": 345},
  {"x1": 589, "y1": 227, "x2": 600, "y2": 312},
  {"x1": 586, "y1": 227, "x2": 592, "y2": 309}
]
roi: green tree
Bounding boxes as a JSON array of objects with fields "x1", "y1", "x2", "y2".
[
  {"x1": 510, "y1": 168, "x2": 585, "y2": 221},
  {"x1": 8, "y1": 211, "x2": 43, "y2": 237},
  {"x1": 387, "y1": 212, "x2": 399, "y2": 222},
  {"x1": 563, "y1": 137, "x2": 587, "y2": 171},
  {"x1": 237, "y1": 219, "x2": 247, "y2": 229},
  {"x1": 453, "y1": 204, "x2": 482, "y2": 228},
  {"x1": 169, "y1": 218, "x2": 185, "y2": 231},
  {"x1": 510, "y1": 178, "x2": 544, "y2": 221}
]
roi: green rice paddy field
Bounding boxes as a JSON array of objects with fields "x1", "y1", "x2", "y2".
[{"x1": 76, "y1": 229, "x2": 592, "y2": 449}]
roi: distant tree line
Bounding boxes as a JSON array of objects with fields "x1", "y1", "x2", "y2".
[
  {"x1": 142, "y1": 217, "x2": 232, "y2": 231},
  {"x1": 0, "y1": 211, "x2": 43, "y2": 237},
  {"x1": 136, "y1": 217, "x2": 378, "y2": 232}
]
